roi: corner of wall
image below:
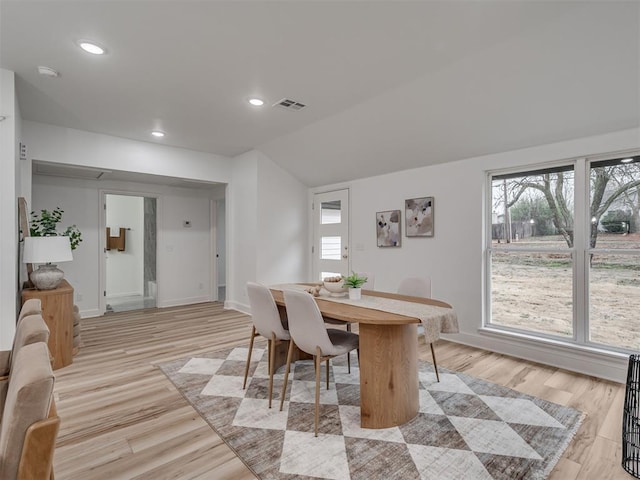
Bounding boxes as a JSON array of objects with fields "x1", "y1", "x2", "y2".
[{"x1": 0, "y1": 69, "x2": 18, "y2": 349}]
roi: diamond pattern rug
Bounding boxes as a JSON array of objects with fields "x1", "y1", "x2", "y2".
[{"x1": 159, "y1": 346, "x2": 583, "y2": 480}]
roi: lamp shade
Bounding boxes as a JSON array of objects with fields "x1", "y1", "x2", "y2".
[{"x1": 23, "y1": 236, "x2": 73, "y2": 264}]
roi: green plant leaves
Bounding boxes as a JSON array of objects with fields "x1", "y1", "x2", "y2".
[{"x1": 29, "y1": 208, "x2": 83, "y2": 250}]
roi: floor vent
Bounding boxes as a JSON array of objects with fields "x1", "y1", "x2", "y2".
[{"x1": 273, "y1": 98, "x2": 306, "y2": 111}]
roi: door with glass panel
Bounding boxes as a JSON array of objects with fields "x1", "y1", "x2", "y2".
[{"x1": 312, "y1": 189, "x2": 349, "y2": 281}]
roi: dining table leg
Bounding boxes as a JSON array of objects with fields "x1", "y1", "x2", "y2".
[{"x1": 358, "y1": 322, "x2": 419, "y2": 429}]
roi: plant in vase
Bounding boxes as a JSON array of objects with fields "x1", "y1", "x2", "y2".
[{"x1": 344, "y1": 272, "x2": 368, "y2": 300}]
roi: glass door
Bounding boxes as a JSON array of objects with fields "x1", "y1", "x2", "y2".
[{"x1": 312, "y1": 189, "x2": 349, "y2": 281}]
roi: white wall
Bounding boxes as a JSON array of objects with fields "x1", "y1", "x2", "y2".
[
  {"x1": 106, "y1": 194, "x2": 144, "y2": 298},
  {"x1": 158, "y1": 191, "x2": 212, "y2": 307},
  {"x1": 314, "y1": 128, "x2": 640, "y2": 382},
  {"x1": 0, "y1": 69, "x2": 18, "y2": 349},
  {"x1": 32, "y1": 175, "x2": 215, "y2": 317},
  {"x1": 23, "y1": 121, "x2": 232, "y2": 183},
  {"x1": 22, "y1": 122, "x2": 309, "y2": 319},
  {"x1": 226, "y1": 150, "x2": 308, "y2": 312},
  {"x1": 226, "y1": 151, "x2": 258, "y2": 310},
  {"x1": 256, "y1": 151, "x2": 309, "y2": 284},
  {"x1": 216, "y1": 199, "x2": 226, "y2": 288}
]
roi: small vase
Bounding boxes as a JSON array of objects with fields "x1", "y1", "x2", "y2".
[{"x1": 348, "y1": 287, "x2": 361, "y2": 300}]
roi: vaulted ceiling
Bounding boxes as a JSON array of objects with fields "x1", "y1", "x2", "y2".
[{"x1": 2, "y1": 1, "x2": 638, "y2": 187}]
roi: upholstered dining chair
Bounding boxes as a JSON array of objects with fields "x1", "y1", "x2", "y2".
[
  {"x1": 0, "y1": 342, "x2": 59, "y2": 480},
  {"x1": 280, "y1": 289, "x2": 359, "y2": 436},
  {"x1": 397, "y1": 276, "x2": 440, "y2": 382},
  {"x1": 243, "y1": 282, "x2": 291, "y2": 408},
  {"x1": 17, "y1": 299, "x2": 41, "y2": 323},
  {"x1": 0, "y1": 313, "x2": 50, "y2": 378},
  {"x1": 397, "y1": 276, "x2": 431, "y2": 298},
  {"x1": 357, "y1": 272, "x2": 375, "y2": 290},
  {"x1": 0, "y1": 314, "x2": 50, "y2": 417}
]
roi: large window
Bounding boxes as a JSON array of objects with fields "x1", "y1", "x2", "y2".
[
  {"x1": 486, "y1": 154, "x2": 640, "y2": 352},
  {"x1": 588, "y1": 158, "x2": 640, "y2": 350}
]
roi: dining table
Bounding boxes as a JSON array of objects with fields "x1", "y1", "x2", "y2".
[{"x1": 269, "y1": 284, "x2": 458, "y2": 429}]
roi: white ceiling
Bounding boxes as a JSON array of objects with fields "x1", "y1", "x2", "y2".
[{"x1": 2, "y1": 1, "x2": 639, "y2": 187}]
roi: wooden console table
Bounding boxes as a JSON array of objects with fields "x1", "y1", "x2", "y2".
[{"x1": 22, "y1": 279, "x2": 74, "y2": 370}]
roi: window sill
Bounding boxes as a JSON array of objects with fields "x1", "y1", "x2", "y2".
[{"x1": 478, "y1": 326, "x2": 630, "y2": 362}]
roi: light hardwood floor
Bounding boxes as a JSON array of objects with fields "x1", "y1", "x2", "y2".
[{"x1": 53, "y1": 303, "x2": 628, "y2": 479}]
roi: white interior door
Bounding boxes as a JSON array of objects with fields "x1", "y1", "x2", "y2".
[{"x1": 312, "y1": 189, "x2": 349, "y2": 281}]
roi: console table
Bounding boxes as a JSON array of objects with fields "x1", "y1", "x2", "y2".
[{"x1": 22, "y1": 279, "x2": 74, "y2": 370}]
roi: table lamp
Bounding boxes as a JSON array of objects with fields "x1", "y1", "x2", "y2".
[{"x1": 23, "y1": 236, "x2": 73, "y2": 290}]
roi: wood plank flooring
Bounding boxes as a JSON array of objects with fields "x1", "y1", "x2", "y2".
[{"x1": 53, "y1": 303, "x2": 628, "y2": 479}]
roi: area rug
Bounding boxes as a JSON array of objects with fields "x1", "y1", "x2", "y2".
[{"x1": 159, "y1": 346, "x2": 583, "y2": 480}]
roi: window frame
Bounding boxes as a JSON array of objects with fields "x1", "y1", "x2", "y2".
[
  {"x1": 484, "y1": 151, "x2": 640, "y2": 355},
  {"x1": 485, "y1": 159, "x2": 579, "y2": 343}
]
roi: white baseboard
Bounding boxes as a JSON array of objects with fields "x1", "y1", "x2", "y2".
[
  {"x1": 79, "y1": 308, "x2": 101, "y2": 319},
  {"x1": 105, "y1": 291, "x2": 143, "y2": 299},
  {"x1": 158, "y1": 295, "x2": 211, "y2": 308},
  {"x1": 225, "y1": 300, "x2": 249, "y2": 315}
]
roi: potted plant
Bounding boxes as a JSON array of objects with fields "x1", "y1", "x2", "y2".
[{"x1": 344, "y1": 271, "x2": 367, "y2": 300}]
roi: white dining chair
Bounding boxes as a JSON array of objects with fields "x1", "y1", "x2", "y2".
[
  {"x1": 397, "y1": 276, "x2": 431, "y2": 298},
  {"x1": 397, "y1": 276, "x2": 440, "y2": 382},
  {"x1": 243, "y1": 282, "x2": 291, "y2": 408},
  {"x1": 357, "y1": 272, "x2": 375, "y2": 290},
  {"x1": 280, "y1": 289, "x2": 359, "y2": 436}
]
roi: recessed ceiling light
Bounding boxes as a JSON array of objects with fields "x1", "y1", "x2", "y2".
[
  {"x1": 621, "y1": 157, "x2": 634, "y2": 163},
  {"x1": 37, "y1": 66, "x2": 60, "y2": 78},
  {"x1": 151, "y1": 130, "x2": 165, "y2": 138},
  {"x1": 78, "y1": 40, "x2": 106, "y2": 55},
  {"x1": 248, "y1": 98, "x2": 264, "y2": 107}
]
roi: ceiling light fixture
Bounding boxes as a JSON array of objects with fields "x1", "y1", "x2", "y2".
[
  {"x1": 78, "y1": 40, "x2": 106, "y2": 55},
  {"x1": 248, "y1": 98, "x2": 264, "y2": 107},
  {"x1": 37, "y1": 66, "x2": 60, "y2": 78},
  {"x1": 621, "y1": 157, "x2": 634, "y2": 163},
  {"x1": 151, "y1": 130, "x2": 165, "y2": 138}
]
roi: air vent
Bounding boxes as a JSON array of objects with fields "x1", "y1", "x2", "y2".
[{"x1": 273, "y1": 98, "x2": 307, "y2": 111}]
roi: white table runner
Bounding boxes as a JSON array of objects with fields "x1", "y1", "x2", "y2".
[{"x1": 272, "y1": 284, "x2": 459, "y2": 343}]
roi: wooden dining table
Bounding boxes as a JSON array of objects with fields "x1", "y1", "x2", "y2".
[{"x1": 269, "y1": 286, "x2": 455, "y2": 429}]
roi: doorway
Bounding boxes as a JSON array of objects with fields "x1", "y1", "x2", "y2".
[{"x1": 103, "y1": 193, "x2": 157, "y2": 313}]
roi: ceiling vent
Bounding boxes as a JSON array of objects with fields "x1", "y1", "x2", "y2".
[{"x1": 273, "y1": 98, "x2": 306, "y2": 111}]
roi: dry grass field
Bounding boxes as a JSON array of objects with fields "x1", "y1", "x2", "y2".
[{"x1": 491, "y1": 234, "x2": 640, "y2": 350}]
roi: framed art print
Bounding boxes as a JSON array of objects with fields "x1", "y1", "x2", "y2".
[
  {"x1": 405, "y1": 197, "x2": 434, "y2": 237},
  {"x1": 376, "y1": 210, "x2": 401, "y2": 247}
]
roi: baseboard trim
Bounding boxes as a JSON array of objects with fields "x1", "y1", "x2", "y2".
[
  {"x1": 79, "y1": 309, "x2": 100, "y2": 319},
  {"x1": 158, "y1": 295, "x2": 211, "y2": 309},
  {"x1": 105, "y1": 291, "x2": 143, "y2": 299},
  {"x1": 225, "y1": 300, "x2": 249, "y2": 314}
]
